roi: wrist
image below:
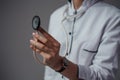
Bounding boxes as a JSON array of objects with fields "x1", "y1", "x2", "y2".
[
  {"x1": 52, "y1": 56, "x2": 63, "y2": 71},
  {"x1": 55, "y1": 57, "x2": 69, "y2": 73}
]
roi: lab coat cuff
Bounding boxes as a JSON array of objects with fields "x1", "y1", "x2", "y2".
[{"x1": 78, "y1": 65, "x2": 91, "y2": 80}]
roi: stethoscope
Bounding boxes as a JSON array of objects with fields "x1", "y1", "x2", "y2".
[
  {"x1": 32, "y1": 15, "x2": 44, "y2": 64},
  {"x1": 31, "y1": 15, "x2": 70, "y2": 79},
  {"x1": 31, "y1": 4, "x2": 86, "y2": 64},
  {"x1": 31, "y1": 15, "x2": 71, "y2": 64},
  {"x1": 61, "y1": 5, "x2": 86, "y2": 56},
  {"x1": 31, "y1": 14, "x2": 72, "y2": 64}
]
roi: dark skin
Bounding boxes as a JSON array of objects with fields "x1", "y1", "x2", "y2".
[{"x1": 30, "y1": 0, "x2": 83, "y2": 80}]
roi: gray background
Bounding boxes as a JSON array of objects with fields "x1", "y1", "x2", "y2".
[{"x1": 0, "y1": 0, "x2": 120, "y2": 80}]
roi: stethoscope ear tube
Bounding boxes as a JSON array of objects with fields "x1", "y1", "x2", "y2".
[{"x1": 32, "y1": 15, "x2": 41, "y2": 30}]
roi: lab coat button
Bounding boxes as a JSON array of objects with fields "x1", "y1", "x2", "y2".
[{"x1": 69, "y1": 32, "x2": 72, "y2": 35}]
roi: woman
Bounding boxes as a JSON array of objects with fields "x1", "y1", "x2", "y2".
[{"x1": 30, "y1": 0, "x2": 120, "y2": 80}]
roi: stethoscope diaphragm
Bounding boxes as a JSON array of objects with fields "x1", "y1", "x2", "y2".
[{"x1": 32, "y1": 16, "x2": 41, "y2": 30}]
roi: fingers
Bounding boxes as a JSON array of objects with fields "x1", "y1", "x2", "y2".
[
  {"x1": 33, "y1": 32, "x2": 60, "y2": 50},
  {"x1": 30, "y1": 43, "x2": 52, "y2": 65},
  {"x1": 38, "y1": 27, "x2": 60, "y2": 47},
  {"x1": 30, "y1": 39, "x2": 52, "y2": 53},
  {"x1": 30, "y1": 30, "x2": 61, "y2": 66},
  {"x1": 33, "y1": 32, "x2": 47, "y2": 44},
  {"x1": 32, "y1": 32, "x2": 52, "y2": 48}
]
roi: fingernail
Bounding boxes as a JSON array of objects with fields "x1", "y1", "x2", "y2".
[
  {"x1": 32, "y1": 33, "x2": 35, "y2": 35},
  {"x1": 30, "y1": 40, "x2": 33, "y2": 43}
]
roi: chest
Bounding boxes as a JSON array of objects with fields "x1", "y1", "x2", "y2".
[{"x1": 50, "y1": 14, "x2": 106, "y2": 65}]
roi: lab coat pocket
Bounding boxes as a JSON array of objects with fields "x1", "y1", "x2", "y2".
[
  {"x1": 83, "y1": 37, "x2": 100, "y2": 52},
  {"x1": 79, "y1": 43, "x2": 99, "y2": 66},
  {"x1": 83, "y1": 45, "x2": 98, "y2": 53}
]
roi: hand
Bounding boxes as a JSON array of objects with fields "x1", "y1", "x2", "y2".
[{"x1": 30, "y1": 27, "x2": 62, "y2": 70}]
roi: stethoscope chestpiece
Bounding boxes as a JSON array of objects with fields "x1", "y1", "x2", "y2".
[
  {"x1": 32, "y1": 15, "x2": 43, "y2": 64},
  {"x1": 32, "y1": 15, "x2": 41, "y2": 30}
]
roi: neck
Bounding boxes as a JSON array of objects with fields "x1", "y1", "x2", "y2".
[{"x1": 73, "y1": 0, "x2": 83, "y2": 10}]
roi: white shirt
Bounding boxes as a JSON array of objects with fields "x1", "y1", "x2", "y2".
[{"x1": 44, "y1": 0, "x2": 120, "y2": 80}]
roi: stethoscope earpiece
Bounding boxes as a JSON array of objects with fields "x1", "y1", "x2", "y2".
[{"x1": 32, "y1": 15, "x2": 41, "y2": 30}]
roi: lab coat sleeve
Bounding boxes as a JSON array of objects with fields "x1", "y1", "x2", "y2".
[{"x1": 78, "y1": 14, "x2": 120, "y2": 80}]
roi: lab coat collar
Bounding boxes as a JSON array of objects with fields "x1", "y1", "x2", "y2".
[{"x1": 66, "y1": 0, "x2": 102, "y2": 20}]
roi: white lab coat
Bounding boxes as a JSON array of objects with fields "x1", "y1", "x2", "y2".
[{"x1": 44, "y1": 0, "x2": 120, "y2": 80}]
